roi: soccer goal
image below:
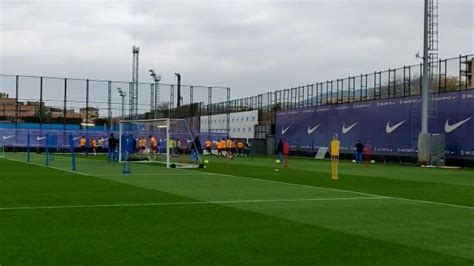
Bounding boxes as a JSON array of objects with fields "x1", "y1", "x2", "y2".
[{"x1": 119, "y1": 118, "x2": 203, "y2": 168}]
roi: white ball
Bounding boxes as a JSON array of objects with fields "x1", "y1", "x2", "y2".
[
  {"x1": 352, "y1": 160, "x2": 356, "y2": 163},
  {"x1": 371, "y1": 160, "x2": 375, "y2": 164},
  {"x1": 275, "y1": 169, "x2": 279, "y2": 172}
]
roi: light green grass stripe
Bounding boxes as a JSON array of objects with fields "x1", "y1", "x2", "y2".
[{"x1": 185, "y1": 169, "x2": 474, "y2": 211}]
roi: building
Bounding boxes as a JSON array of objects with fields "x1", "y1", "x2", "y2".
[
  {"x1": 0, "y1": 93, "x2": 83, "y2": 120},
  {"x1": 79, "y1": 107, "x2": 99, "y2": 120}
]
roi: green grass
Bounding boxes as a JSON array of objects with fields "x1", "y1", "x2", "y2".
[{"x1": 0, "y1": 153, "x2": 473, "y2": 265}]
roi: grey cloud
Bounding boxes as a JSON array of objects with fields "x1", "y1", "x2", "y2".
[{"x1": 1, "y1": 0, "x2": 472, "y2": 101}]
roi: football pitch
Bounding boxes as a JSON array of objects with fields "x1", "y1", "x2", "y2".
[{"x1": 0, "y1": 153, "x2": 473, "y2": 265}]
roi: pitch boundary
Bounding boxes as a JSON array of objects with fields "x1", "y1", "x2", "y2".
[{"x1": 0, "y1": 196, "x2": 388, "y2": 211}]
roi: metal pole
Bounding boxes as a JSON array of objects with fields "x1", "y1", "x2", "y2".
[
  {"x1": 121, "y1": 95, "x2": 125, "y2": 118},
  {"x1": 175, "y1": 73, "x2": 181, "y2": 107},
  {"x1": 421, "y1": 0, "x2": 429, "y2": 134},
  {"x1": 63, "y1": 78, "x2": 67, "y2": 132},
  {"x1": 128, "y1": 82, "x2": 133, "y2": 120},
  {"x1": 108, "y1": 81, "x2": 112, "y2": 130},
  {"x1": 155, "y1": 78, "x2": 160, "y2": 112},
  {"x1": 227, "y1": 87, "x2": 231, "y2": 138},
  {"x1": 208, "y1": 87, "x2": 212, "y2": 135},
  {"x1": 39, "y1": 77, "x2": 43, "y2": 130},
  {"x1": 166, "y1": 118, "x2": 170, "y2": 168},
  {"x1": 86, "y1": 79, "x2": 90, "y2": 135},
  {"x1": 15, "y1": 75, "x2": 19, "y2": 129},
  {"x1": 150, "y1": 83, "x2": 154, "y2": 114}
]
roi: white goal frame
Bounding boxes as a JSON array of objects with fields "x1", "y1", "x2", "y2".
[{"x1": 119, "y1": 118, "x2": 202, "y2": 168}]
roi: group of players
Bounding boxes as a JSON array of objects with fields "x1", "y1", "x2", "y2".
[
  {"x1": 77, "y1": 134, "x2": 119, "y2": 161},
  {"x1": 204, "y1": 138, "x2": 250, "y2": 158},
  {"x1": 76, "y1": 133, "x2": 251, "y2": 163}
]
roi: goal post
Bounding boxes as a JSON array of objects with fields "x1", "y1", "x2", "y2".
[{"x1": 119, "y1": 118, "x2": 204, "y2": 168}]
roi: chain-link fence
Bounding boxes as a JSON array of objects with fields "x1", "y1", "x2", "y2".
[
  {"x1": 0, "y1": 54, "x2": 472, "y2": 134},
  {"x1": 0, "y1": 75, "x2": 231, "y2": 134},
  {"x1": 211, "y1": 54, "x2": 473, "y2": 126}
]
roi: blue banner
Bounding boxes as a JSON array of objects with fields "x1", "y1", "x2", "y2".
[{"x1": 275, "y1": 89, "x2": 474, "y2": 159}]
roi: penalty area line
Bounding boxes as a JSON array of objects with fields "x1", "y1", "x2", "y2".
[{"x1": 0, "y1": 196, "x2": 389, "y2": 211}]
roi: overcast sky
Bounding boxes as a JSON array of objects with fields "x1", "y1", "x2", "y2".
[{"x1": 1, "y1": 0, "x2": 473, "y2": 102}]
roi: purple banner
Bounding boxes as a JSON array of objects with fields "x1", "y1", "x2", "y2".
[
  {"x1": 0, "y1": 129, "x2": 115, "y2": 149},
  {"x1": 275, "y1": 89, "x2": 474, "y2": 158}
]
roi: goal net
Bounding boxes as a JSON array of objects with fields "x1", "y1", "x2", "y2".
[{"x1": 119, "y1": 118, "x2": 203, "y2": 168}]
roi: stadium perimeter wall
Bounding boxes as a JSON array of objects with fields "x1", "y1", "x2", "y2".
[{"x1": 275, "y1": 88, "x2": 474, "y2": 161}]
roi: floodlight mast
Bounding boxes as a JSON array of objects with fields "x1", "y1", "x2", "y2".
[
  {"x1": 418, "y1": 0, "x2": 439, "y2": 163},
  {"x1": 117, "y1": 87, "x2": 126, "y2": 118},
  {"x1": 131, "y1": 46, "x2": 140, "y2": 120},
  {"x1": 149, "y1": 69, "x2": 161, "y2": 118},
  {"x1": 421, "y1": 0, "x2": 429, "y2": 134}
]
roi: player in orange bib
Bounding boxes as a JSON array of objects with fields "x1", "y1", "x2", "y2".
[
  {"x1": 79, "y1": 136, "x2": 87, "y2": 155},
  {"x1": 139, "y1": 137, "x2": 146, "y2": 154},
  {"x1": 149, "y1": 135, "x2": 157, "y2": 160},
  {"x1": 205, "y1": 139, "x2": 212, "y2": 155},
  {"x1": 237, "y1": 140, "x2": 244, "y2": 156},
  {"x1": 91, "y1": 137, "x2": 97, "y2": 156},
  {"x1": 218, "y1": 139, "x2": 225, "y2": 157}
]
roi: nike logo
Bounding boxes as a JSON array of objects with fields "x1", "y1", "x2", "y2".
[
  {"x1": 73, "y1": 137, "x2": 81, "y2": 141},
  {"x1": 444, "y1": 117, "x2": 472, "y2": 133},
  {"x1": 2, "y1": 135, "x2": 14, "y2": 140},
  {"x1": 36, "y1": 136, "x2": 46, "y2": 141},
  {"x1": 307, "y1": 124, "x2": 320, "y2": 134},
  {"x1": 281, "y1": 126, "x2": 290, "y2": 135},
  {"x1": 342, "y1": 122, "x2": 357, "y2": 134},
  {"x1": 386, "y1": 120, "x2": 406, "y2": 134},
  {"x1": 99, "y1": 138, "x2": 108, "y2": 142}
]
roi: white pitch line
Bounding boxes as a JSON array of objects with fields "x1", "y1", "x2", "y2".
[
  {"x1": 91, "y1": 172, "x2": 208, "y2": 177},
  {"x1": 4, "y1": 158, "x2": 206, "y2": 178},
  {"x1": 5, "y1": 158, "x2": 91, "y2": 176},
  {"x1": 182, "y1": 170, "x2": 474, "y2": 211},
  {"x1": 0, "y1": 196, "x2": 388, "y2": 211}
]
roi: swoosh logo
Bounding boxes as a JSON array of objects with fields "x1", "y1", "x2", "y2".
[
  {"x1": 99, "y1": 138, "x2": 108, "y2": 142},
  {"x1": 281, "y1": 126, "x2": 290, "y2": 135},
  {"x1": 2, "y1": 135, "x2": 14, "y2": 140},
  {"x1": 342, "y1": 122, "x2": 357, "y2": 134},
  {"x1": 445, "y1": 117, "x2": 472, "y2": 133},
  {"x1": 73, "y1": 137, "x2": 81, "y2": 141},
  {"x1": 307, "y1": 124, "x2": 320, "y2": 134},
  {"x1": 385, "y1": 120, "x2": 406, "y2": 134},
  {"x1": 36, "y1": 136, "x2": 46, "y2": 141}
]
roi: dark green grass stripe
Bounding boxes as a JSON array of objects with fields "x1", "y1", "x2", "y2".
[
  {"x1": 1, "y1": 201, "x2": 471, "y2": 265},
  {"x1": 0, "y1": 159, "x2": 189, "y2": 207}
]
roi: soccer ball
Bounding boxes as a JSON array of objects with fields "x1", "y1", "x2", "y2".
[
  {"x1": 275, "y1": 169, "x2": 279, "y2": 172},
  {"x1": 275, "y1": 159, "x2": 281, "y2": 164},
  {"x1": 352, "y1": 160, "x2": 356, "y2": 163},
  {"x1": 204, "y1": 160, "x2": 209, "y2": 164},
  {"x1": 371, "y1": 160, "x2": 375, "y2": 164}
]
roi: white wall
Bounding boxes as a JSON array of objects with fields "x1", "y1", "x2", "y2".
[{"x1": 200, "y1": 110, "x2": 258, "y2": 139}]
